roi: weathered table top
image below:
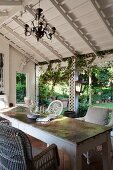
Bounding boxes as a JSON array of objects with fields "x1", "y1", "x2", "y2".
[{"x1": 1, "y1": 106, "x2": 112, "y2": 144}]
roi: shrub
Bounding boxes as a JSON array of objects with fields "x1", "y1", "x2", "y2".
[{"x1": 78, "y1": 102, "x2": 89, "y2": 117}]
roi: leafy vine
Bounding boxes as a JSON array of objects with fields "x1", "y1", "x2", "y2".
[
  {"x1": 39, "y1": 53, "x2": 97, "y2": 87},
  {"x1": 40, "y1": 57, "x2": 73, "y2": 87}
]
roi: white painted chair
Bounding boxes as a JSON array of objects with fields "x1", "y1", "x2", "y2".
[
  {"x1": 46, "y1": 100, "x2": 63, "y2": 116},
  {"x1": 106, "y1": 110, "x2": 113, "y2": 128},
  {"x1": 76, "y1": 106, "x2": 113, "y2": 164},
  {"x1": 76, "y1": 106, "x2": 110, "y2": 125}
]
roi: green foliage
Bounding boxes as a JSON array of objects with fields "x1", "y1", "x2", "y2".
[
  {"x1": 78, "y1": 67, "x2": 113, "y2": 116},
  {"x1": 55, "y1": 93, "x2": 69, "y2": 100},
  {"x1": 16, "y1": 73, "x2": 26, "y2": 84},
  {"x1": 38, "y1": 79, "x2": 51, "y2": 106},
  {"x1": 40, "y1": 58, "x2": 73, "y2": 87},
  {"x1": 39, "y1": 58, "x2": 73, "y2": 98},
  {"x1": 91, "y1": 67, "x2": 111, "y2": 87},
  {"x1": 16, "y1": 84, "x2": 26, "y2": 103},
  {"x1": 38, "y1": 76, "x2": 69, "y2": 106},
  {"x1": 74, "y1": 54, "x2": 96, "y2": 71},
  {"x1": 78, "y1": 102, "x2": 89, "y2": 117},
  {"x1": 16, "y1": 73, "x2": 26, "y2": 103},
  {"x1": 79, "y1": 93, "x2": 89, "y2": 110},
  {"x1": 92, "y1": 88, "x2": 112, "y2": 103},
  {"x1": 39, "y1": 58, "x2": 113, "y2": 114}
]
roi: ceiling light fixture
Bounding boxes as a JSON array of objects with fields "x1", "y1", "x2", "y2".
[{"x1": 24, "y1": 0, "x2": 56, "y2": 41}]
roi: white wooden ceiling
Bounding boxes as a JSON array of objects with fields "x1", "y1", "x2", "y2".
[{"x1": 0, "y1": 0, "x2": 113, "y2": 64}]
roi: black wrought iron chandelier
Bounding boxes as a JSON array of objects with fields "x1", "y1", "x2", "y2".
[{"x1": 24, "y1": 0, "x2": 56, "y2": 41}]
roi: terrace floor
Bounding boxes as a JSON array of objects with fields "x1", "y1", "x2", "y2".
[{"x1": 29, "y1": 135, "x2": 113, "y2": 170}]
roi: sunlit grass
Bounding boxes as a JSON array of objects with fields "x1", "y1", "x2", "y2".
[{"x1": 93, "y1": 102, "x2": 113, "y2": 110}]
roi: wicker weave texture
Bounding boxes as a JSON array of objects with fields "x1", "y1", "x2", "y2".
[{"x1": 0, "y1": 124, "x2": 60, "y2": 170}]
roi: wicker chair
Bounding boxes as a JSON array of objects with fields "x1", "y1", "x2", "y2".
[
  {"x1": 46, "y1": 100, "x2": 63, "y2": 115},
  {"x1": 0, "y1": 116, "x2": 10, "y2": 125},
  {"x1": 0, "y1": 124, "x2": 60, "y2": 170}
]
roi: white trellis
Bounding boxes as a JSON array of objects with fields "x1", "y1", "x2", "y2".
[
  {"x1": 68, "y1": 59, "x2": 81, "y2": 112},
  {"x1": 36, "y1": 60, "x2": 79, "y2": 111},
  {"x1": 69, "y1": 59, "x2": 76, "y2": 111}
]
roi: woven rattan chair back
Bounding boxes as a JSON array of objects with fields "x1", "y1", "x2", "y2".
[
  {"x1": 0, "y1": 124, "x2": 33, "y2": 170},
  {"x1": 0, "y1": 124, "x2": 60, "y2": 170}
]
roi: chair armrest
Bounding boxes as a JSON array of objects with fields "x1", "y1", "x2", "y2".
[
  {"x1": 106, "y1": 121, "x2": 113, "y2": 127},
  {"x1": 75, "y1": 116, "x2": 85, "y2": 121},
  {"x1": 33, "y1": 144, "x2": 60, "y2": 170},
  {"x1": 106, "y1": 113, "x2": 113, "y2": 127}
]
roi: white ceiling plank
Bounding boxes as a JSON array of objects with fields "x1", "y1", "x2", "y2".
[
  {"x1": 0, "y1": 0, "x2": 33, "y2": 26},
  {"x1": 0, "y1": 0, "x2": 113, "y2": 64},
  {"x1": 13, "y1": 16, "x2": 64, "y2": 61},
  {"x1": 0, "y1": 0, "x2": 22, "y2": 6},
  {"x1": 90, "y1": 0, "x2": 113, "y2": 37},
  {"x1": 25, "y1": 5, "x2": 76, "y2": 55},
  {"x1": 0, "y1": 32, "x2": 38, "y2": 64},
  {"x1": 0, "y1": 12, "x2": 8, "y2": 16},
  {"x1": 3, "y1": 24, "x2": 49, "y2": 63},
  {"x1": 0, "y1": 6, "x2": 22, "y2": 26},
  {"x1": 50, "y1": 0, "x2": 97, "y2": 54}
]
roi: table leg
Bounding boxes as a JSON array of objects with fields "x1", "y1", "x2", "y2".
[
  {"x1": 75, "y1": 153, "x2": 82, "y2": 170},
  {"x1": 102, "y1": 133, "x2": 112, "y2": 170},
  {"x1": 69, "y1": 148, "x2": 82, "y2": 170}
]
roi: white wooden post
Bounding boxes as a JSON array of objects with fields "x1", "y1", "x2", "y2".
[
  {"x1": 36, "y1": 65, "x2": 40, "y2": 105},
  {"x1": 69, "y1": 58, "x2": 79, "y2": 112},
  {"x1": 69, "y1": 68, "x2": 75, "y2": 111},
  {"x1": 74, "y1": 71, "x2": 79, "y2": 112},
  {"x1": 69, "y1": 59, "x2": 76, "y2": 111},
  {"x1": 88, "y1": 72, "x2": 92, "y2": 105}
]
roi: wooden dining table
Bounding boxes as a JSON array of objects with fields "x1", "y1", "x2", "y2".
[{"x1": 0, "y1": 106, "x2": 112, "y2": 170}]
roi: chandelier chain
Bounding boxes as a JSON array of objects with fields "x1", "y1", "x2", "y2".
[{"x1": 39, "y1": 0, "x2": 40, "y2": 8}]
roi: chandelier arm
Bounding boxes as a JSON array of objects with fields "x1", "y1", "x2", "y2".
[
  {"x1": 45, "y1": 31, "x2": 51, "y2": 40},
  {"x1": 25, "y1": 31, "x2": 32, "y2": 36},
  {"x1": 31, "y1": 19, "x2": 35, "y2": 27}
]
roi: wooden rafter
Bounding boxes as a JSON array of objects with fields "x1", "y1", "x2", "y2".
[
  {"x1": 0, "y1": 0, "x2": 22, "y2": 6},
  {"x1": 90, "y1": 0, "x2": 113, "y2": 37},
  {"x1": 25, "y1": 5, "x2": 76, "y2": 55},
  {"x1": 13, "y1": 16, "x2": 64, "y2": 61},
  {"x1": 2, "y1": 24, "x2": 50, "y2": 63},
  {"x1": 50, "y1": 0, "x2": 97, "y2": 54}
]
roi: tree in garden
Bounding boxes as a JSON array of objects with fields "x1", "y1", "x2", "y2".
[
  {"x1": 39, "y1": 58, "x2": 73, "y2": 100},
  {"x1": 16, "y1": 73, "x2": 26, "y2": 103},
  {"x1": 92, "y1": 67, "x2": 111, "y2": 87}
]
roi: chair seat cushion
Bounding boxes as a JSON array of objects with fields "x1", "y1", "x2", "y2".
[{"x1": 85, "y1": 107, "x2": 109, "y2": 125}]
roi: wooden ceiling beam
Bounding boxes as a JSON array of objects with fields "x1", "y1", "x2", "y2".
[
  {"x1": 3, "y1": 24, "x2": 50, "y2": 63},
  {"x1": 0, "y1": 32, "x2": 38, "y2": 64},
  {"x1": 0, "y1": 6, "x2": 22, "y2": 26},
  {"x1": 25, "y1": 5, "x2": 76, "y2": 55},
  {"x1": 13, "y1": 16, "x2": 64, "y2": 61},
  {"x1": 50, "y1": 0, "x2": 97, "y2": 54},
  {"x1": 0, "y1": 11, "x2": 8, "y2": 16},
  {"x1": 0, "y1": 0, "x2": 33, "y2": 26},
  {"x1": 90, "y1": 0, "x2": 113, "y2": 37},
  {"x1": 0, "y1": 0, "x2": 22, "y2": 6}
]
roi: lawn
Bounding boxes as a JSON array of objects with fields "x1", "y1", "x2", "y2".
[{"x1": 93, "y1": 102, "x2": 113, "y2": 110}]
